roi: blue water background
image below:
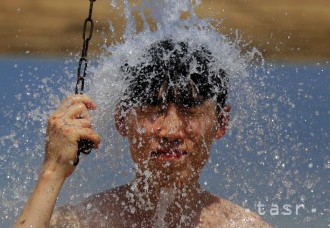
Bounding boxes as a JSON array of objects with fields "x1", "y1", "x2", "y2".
[{"x1": 0, "y1": 57, "x2": 329, "y2": 227}]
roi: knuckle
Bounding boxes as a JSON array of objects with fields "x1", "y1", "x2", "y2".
[
  {"x1": 77, "y1": 102, "x2": 88, "y2": 110},
  {"x1": 64, "y1": 95, "x2": 84, "y2": 106},
  {"x1": 85, "y1": 121, "x2": 92, "y2": 128},
  {"x1": 61, "y1": 125, "x2": 75, "y2": 137},
  {"x1": 80, "y1": 110, "x2": 90, "y2": 118}
]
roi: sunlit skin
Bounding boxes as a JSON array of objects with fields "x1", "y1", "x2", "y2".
[
  {"x1": 113, "y1": 100, "x2": 231, "y2": 225},
  {"x1": 118, "y1": 101, "x2": 229, "y2": 188},
  {"x1": 15, "y1": 95, "x2": 269, "y2": 227},
  {"x1": 15, "y1": 95, "x2": 101, "y2": 227}
]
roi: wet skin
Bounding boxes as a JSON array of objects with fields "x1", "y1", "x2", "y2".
[
  {"x1": 116, "y1": 101, "x2": 230, "y2": 188},
  {"x1": 106, "y1": 101, "x2": 233, "y2": 226},
  {"x1": 16, "y1": 95, "x2": 270, "y2": 227}
]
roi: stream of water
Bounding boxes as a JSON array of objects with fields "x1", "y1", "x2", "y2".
[{"x1": 0, "y1": 0, "x2": 329, "y2": 227}]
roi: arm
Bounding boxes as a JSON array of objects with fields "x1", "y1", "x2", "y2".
[
  {"x1": 15, "y1": 168, "x2": 65, "y2": 227},
  {"x1": 15, "y1": 94, "x2": 101, "y2": 228}
]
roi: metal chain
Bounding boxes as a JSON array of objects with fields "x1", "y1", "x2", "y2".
[
  {"x1": 75, "y1": 0, "x2": 96, "y2": 94},
  {"x1": 73, "y1": 0, "x2": 97, "y2": 166}
]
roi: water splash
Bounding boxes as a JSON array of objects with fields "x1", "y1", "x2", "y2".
[
  {"x1": 87, "y1": 1, "x2": 269, "y2": 225},
  {"x1": 1, "y1": 0, "x2": 328, "y2": 226}
]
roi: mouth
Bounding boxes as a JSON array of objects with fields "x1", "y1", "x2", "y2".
[{"x1": 150, "y1": 148, "x2": 188, "y2": 160}]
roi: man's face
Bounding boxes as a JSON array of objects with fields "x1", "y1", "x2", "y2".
[{"x1": 119, "y1": 101, "x2": 228, "y2": 186}]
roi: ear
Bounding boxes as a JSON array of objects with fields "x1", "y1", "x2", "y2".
[
  {"x1": 214, "y1": 104, "x2": 231, "y2": 139},
  {"x1": 115, "y1": 106, "x2": 128, "y2": 136}
]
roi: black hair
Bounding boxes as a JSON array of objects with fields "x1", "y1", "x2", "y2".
[{"x1": 119, "y1": 39, "x2": 228, "y2": 111}]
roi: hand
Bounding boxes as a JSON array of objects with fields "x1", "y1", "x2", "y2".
[{"x1": 43, "y1": 94, "x2": 101, "y2": 178}]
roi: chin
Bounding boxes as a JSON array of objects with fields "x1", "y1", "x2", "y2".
[
  {"x1": 147, "y1": 161, "x2": 197, "y2": 188},
  {"x1": 135, "y1": 152, "x2": 205, "y2": 187}
]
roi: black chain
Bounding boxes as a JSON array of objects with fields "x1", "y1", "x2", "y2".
[
  {"x1": 73, "y1": 0, "x2": 97, "y2": 166},
  {"x1": 75, "y1": 0, "x2": 96, "y2": 94}
]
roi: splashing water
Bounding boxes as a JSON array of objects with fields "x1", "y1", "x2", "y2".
[
  {"x1": 1, "y1": 0, "x2": 329, "y2": 226},
  {"x1": 90, "y1": 0, "x2": 262, "y2": 158}
]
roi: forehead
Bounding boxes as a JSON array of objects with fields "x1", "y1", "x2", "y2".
[{"x1": 137, "y1": 100, "x2": 217, "y2": 112}]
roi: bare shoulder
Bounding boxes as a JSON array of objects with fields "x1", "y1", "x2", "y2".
[
  {"x1": 50, "y1": 185, "x2": 127, "y2": 227},
  {"x1": 199, "y1": 196, "x2": 271, "y2": 228}
]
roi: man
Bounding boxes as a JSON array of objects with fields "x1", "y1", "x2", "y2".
[{"x1": 16, "y1": 39, "x2": 270, "y2": 227}]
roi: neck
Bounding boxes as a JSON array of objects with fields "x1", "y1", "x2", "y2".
[{"x1": 126, "y1": 174, "x2": 204, "y2": 224}]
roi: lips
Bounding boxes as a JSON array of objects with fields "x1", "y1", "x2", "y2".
[{"x1": 150, "y1": 148, "x2": 188, "y2": 160}]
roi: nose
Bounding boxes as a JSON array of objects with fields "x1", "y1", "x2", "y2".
[{"x1": 158, "y1": 104, "x2": 185, "y2": 141}]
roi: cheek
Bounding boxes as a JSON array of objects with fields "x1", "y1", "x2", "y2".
[
  {"x1": 128, "y1": 118, "x2": 158, "y2": 151},
  {"x1": 185, "y1": 116, "x2": 215, "y2": 140},
  {"x1": 134, "y1": 115, "x2": 161, "y2": 134},
  {"x1": 185, "y1": 117, "x2": 216, "y2": 162}
]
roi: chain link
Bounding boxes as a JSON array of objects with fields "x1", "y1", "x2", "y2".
[
  {"x1": 73, "y1": 0, "x2": 97, "y2": 166},
  {"x1": 75, "y1": 0, "x2": 96, "y2": 95}
]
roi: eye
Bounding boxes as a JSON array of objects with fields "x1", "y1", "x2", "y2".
[
  {"x1": 179, "y1": 107, "x2": 202, "y2": 117},
  {"x1": 139, "y1": 105, "x2": 166, "y2": 120},
  {"x1": 150, "y1": 112, "x2": 163, "y2": 120}
]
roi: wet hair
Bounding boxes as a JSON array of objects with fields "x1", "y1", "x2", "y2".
[{"x1": 119, "y1": 39, "x2": 228, "y2": 112}]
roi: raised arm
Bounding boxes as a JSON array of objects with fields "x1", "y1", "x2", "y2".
[{"x1": 15, "y1": 94, "x2": 101, "y2": 228}]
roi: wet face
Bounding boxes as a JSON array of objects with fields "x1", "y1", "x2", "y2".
[{"x1": 116, "y1": 101, "x2": 229, "y2": 186}]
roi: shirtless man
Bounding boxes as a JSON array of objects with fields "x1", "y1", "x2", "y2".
[{"x1": 15, "y1": 39, "x2": 270, "y2": 227}]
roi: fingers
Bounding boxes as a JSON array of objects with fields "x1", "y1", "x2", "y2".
[
  {"x1": 59, "y1": 124, "x2": 100, "y2": 149},
  {"x1": 76, "y1": 128, "x2": 101, "y2": 149},
  {"x1": 53, "y1": 95, "x2": 96, "y2": 120},
  {"x1": 75, "y1": 118, "x2": 92, "y2": 128},
  {"x1": 45, "y1": 95, "x2": 100, "y2": 174},
  {"x1": 64, "y1": 94, "x2": 97, "y2": 109},
  {"x1": 57, "y1": 94, "x2": 97, "y2": 114},
  {"x1": 67, "y1": 103, "x2": 91, "y2": 119},
  {"x1": 48, "y1": 94, "x2": 100, "y2": 148}
]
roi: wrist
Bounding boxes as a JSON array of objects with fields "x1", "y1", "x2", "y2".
[
  {"x1": 41, "y1": 168, "x2": 66, "y2": 182},
  {"x1": 37, "y1": 167, "x2": 66, "y2": 197},
  {"x1": 40, "y1": 162, "x2": 69, "y2": 181}
]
